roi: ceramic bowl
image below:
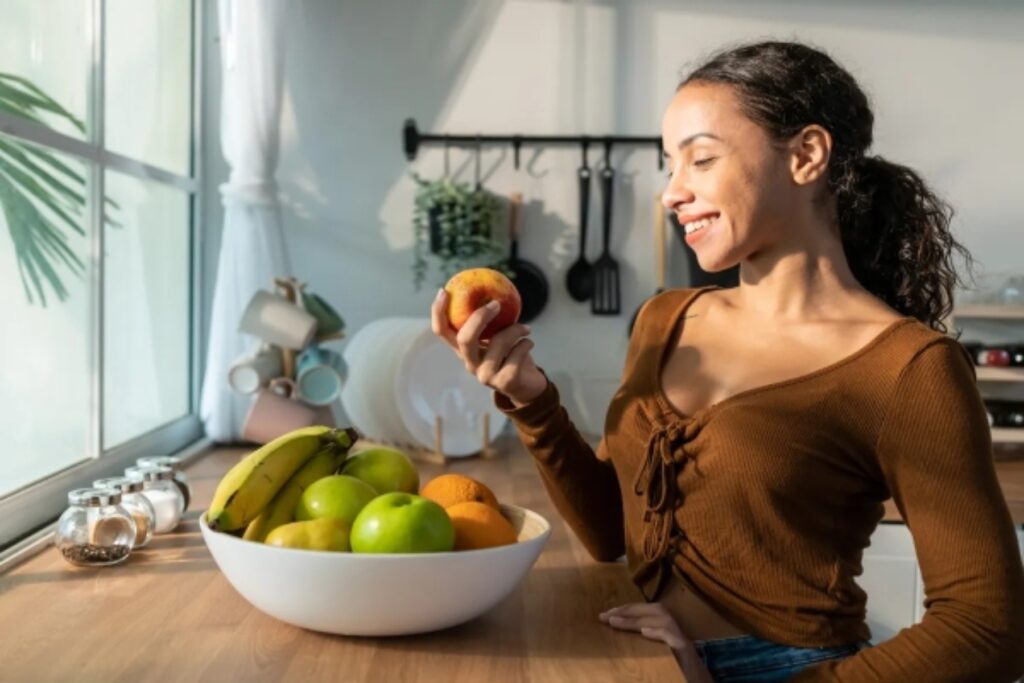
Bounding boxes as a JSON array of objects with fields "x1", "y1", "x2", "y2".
[{"x1": 200, "y1": 503, "x2": 551, "y2": 636}]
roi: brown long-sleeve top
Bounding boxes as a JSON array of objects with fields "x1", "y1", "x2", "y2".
[{"x1": 495, "y1": 285, "x2": 1024, "y2": 682}]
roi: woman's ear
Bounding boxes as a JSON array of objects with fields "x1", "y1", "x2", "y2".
[{"x1": 788, "y1": 124, "x2": 832, "y2": 186}]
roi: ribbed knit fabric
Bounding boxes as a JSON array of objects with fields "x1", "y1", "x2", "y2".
[{"x1": 495, "y1": 285, "x2": 1024, "y2": 682}]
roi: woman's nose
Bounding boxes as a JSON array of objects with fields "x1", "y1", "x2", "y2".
[{"x1": 662, "y1": 173, "x2": 695, "y2": 211}]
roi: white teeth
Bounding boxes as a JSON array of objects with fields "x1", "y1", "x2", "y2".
[{"x1": 683, "y1": 216, "x2": 717, "y2": 234}]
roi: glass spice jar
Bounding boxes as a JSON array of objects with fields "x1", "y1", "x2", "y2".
[
  {"x1": 125, "y1": 465, "x2": 185, "y2": 534},
  {"x1": 56, "y1": 488, "x2": 136, "y2": 567},
  {"x1": 135, "y1": 455, "x2": 191, "y2": 511},
  {"x1": 93, "y1": 476, "x2": 156, "y2": 549}
]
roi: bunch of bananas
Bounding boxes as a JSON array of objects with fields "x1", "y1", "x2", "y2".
[{"x1": 206, "y1": 425, "x2": 359, "y2": 539}]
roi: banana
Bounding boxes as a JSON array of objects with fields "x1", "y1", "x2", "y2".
[
  {"x1": 242, "y1": 446, "x2": 343, "y2": 542},
  {"x1": 207, "y1": 426, "x2": 358, "y2": 531}
]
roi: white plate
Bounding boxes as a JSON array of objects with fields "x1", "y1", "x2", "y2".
[
  {"x1": 393, "y1": 326, "x2": 509, "y2": 457},
  {"x1": 365, "y1": 318, "x2": 422, "y2": 443},
  {"x1": 341, "y1": 318, "x2": 394, "y2": 440}
]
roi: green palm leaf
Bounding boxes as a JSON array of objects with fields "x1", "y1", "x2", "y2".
[{"x1": 0, "y1": 73, "x2": 111, "y2": 305}]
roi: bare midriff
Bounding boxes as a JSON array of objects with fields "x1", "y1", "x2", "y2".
[{"x1": 659, "y1": 570, "x2": 749, "y2": 641}]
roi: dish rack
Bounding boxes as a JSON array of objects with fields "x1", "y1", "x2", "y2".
[{"x1": 354, "y1": 413, "x2": 498, "y2": 466}]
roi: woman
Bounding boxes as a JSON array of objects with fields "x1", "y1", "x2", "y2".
[{"x1": 430, "y1": 41, "x2": 1024, "y2": 682}]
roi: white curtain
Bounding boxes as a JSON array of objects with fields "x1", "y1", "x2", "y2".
[{"x1": 200, "y1": 0, "x2": 291, "y2": 442}]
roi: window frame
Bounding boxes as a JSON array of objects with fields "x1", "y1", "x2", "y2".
[{"x1": 0, "y1": 0, "x2": 206, "y2": 551}]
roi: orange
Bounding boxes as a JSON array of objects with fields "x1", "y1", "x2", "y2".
[
  {"x1": 446, "y1": 501, "x2": 518, "y2": 550},
  {"x1": 420, "y1": 473, "x2": 500, "y2": 510}
]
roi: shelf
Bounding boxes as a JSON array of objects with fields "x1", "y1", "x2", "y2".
[
  {"x1": 993, "y1": 427, "x2": 1024, "y2": 445},
  {"x1": 976, "y1": 366, "x2": 1024, "y2": 382},
  {"x1": 953, "y1": 305, "x2": 1024, "y2": 320}
]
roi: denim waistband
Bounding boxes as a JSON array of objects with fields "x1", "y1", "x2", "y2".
[{"x1": 693, "y1": 634, "x2": 872, "y2": 683}]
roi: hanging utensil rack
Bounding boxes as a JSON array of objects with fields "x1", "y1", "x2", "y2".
[{"x1": 403, "y1": 118, "x2": 664, "y2": 170}]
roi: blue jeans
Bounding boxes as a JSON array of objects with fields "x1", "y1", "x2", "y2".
[{"x1": 693, "y1": 634, "x2": 872, "y2": 682}]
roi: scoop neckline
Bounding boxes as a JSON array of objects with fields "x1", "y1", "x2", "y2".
[{"x1": 654, "y1": 285, "x2": 917, "y2": 421}]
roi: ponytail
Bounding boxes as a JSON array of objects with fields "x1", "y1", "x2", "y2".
[{"x1": 834, "y1": 155, "x2": 973, "y2": 336}]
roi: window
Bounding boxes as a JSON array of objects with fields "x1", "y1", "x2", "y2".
[{"x1": 0, "y1": 0, "x2": 203, "y2": 549}]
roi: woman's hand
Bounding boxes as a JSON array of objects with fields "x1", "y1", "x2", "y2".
[
  {"x1": 600, "y1": 602, "x2": 715, "y2": 683},
  {"x1": 430, "y1": 289, "x2": 547, "y2": 407}
]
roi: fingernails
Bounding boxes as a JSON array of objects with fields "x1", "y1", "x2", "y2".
[
  {"x1": 486, "y1": 300, "x2": 500, "y2": 311},
  {"x1": 435, "y1": 289, "x2": 445, "y2": 302},
  {"x1": 523, "y1": 325, "x2": 531, "y2": 334}
]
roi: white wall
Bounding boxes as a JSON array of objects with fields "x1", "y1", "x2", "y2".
[{"x1": 201, "y1": 0, "x2": 1024, "y2": 434}]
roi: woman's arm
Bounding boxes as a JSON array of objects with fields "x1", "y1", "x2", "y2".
[
  {"x1": 429, "y1": 287, "x2": 626, "y2": 562},
  {"x1": 495, "y1": 378, "x2": 625, "y2": 562},
  {"x1": 793, "y1": 338, "x2": 1024, "y2": 682}
]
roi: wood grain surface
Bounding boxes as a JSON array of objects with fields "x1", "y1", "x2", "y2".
[{"x1": 0, "y1": 435, "x2": 685, "y2": 683}]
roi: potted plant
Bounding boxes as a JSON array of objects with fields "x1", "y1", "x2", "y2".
[{"x1": 411, "y1": 173, "x2": 507, "y2": 291}]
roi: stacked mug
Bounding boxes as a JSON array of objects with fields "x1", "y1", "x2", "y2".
[{"x1": 230, "y1": 286, "x2": 347, "y2": 444}]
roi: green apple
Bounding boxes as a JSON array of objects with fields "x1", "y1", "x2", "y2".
[
  {"x1": 295, "y1": 474, "x2": 377, "y2": 526},
  {"x1": 265, "y1": 518, "x2": 351, "y2": 552},
  {"x1": 350, "y1": 493, "x2": 455, "y2": 554},
  {"x1": 341, "y1": 446, "x2": 419, "y2": 494}
]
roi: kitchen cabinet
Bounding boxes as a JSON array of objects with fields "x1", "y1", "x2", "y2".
[
  {"x1": 860, "y1": 523, "x2": 920, "y2": 643},
  {"x1": 951, "y1": 305, "x2": 1024, "y2": 451},
  {"x1": 861, "y1": 521, "x2": 1024, "y2": 644}
]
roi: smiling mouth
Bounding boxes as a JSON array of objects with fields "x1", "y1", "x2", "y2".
[{"x1": 681, "y1": 214, "x2": 719, "y2": 235}]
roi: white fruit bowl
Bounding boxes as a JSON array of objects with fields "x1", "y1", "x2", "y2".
[{"x1": 200, "y1": 503, "x2": 551, "y2": 636}]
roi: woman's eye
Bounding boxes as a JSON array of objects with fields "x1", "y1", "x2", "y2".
[{"x1": 693, "y1": 157, "x2": 717, "y2": 168}]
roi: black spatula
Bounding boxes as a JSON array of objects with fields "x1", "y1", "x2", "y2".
[{"x1": 591, "y1": 163, "x2": 620, "y2": 315}]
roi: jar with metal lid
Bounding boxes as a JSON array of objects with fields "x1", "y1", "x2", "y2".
[
  {"x1": 56, "y1": 488, "x2": 136, "y2": 567},
  {"x1": 135, "y1": 455, "x2": 191, "y2": 511},
  {"x1": 125, "y1": 465, "x2": 185, "y2": 533},
  {"x1": 93, "y1": 476, "x2": 156, "y2": 548}
]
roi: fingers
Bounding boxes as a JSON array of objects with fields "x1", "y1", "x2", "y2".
[
  {"x1": 455, "y1": 300, "x2": 501, "y2": 367},
  {"x1": 600, "y1": 603, "x2": 671, "y2": 620},
  {"x1": 429, "y1": 289, "x2": 457, "y2": 347},
  {"x1": 605, "y1": 614, "x2": 671, "y2": 631},
  {"x1": 641, "y1": 627, "x2": 687, "y2": 650},
  {"x1": 476, "y1": 324, "x2": 531, "y2": 385},
  {"x1": 599, "y1": 602, "x2": 690, "y2": 651},
  {"x1": 490, "y1": 337, "x2": 536, "y2": 389}
]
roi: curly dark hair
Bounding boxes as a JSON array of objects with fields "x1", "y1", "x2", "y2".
[{"x1": 680, "y1": 41, "x2": 976, "y2": 335}]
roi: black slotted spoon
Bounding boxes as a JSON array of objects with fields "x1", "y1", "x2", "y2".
[{"x1": 591, "y1": 161, "x2": 620, "y2": 315}]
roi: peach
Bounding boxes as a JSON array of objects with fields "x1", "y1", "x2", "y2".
[{"x1": 444, "y1": 268, "x2": 522, "y2": 342}]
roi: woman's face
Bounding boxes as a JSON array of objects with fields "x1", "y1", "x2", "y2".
[{"x1": 661, "y1": 82, "x2": 802, "y2": 271}]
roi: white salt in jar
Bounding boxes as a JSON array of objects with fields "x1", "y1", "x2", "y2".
[
  {"x1": 93, "y1": 476, "x2": 156, "y2": 548},
  {"x1": 135, "y1": 455, "x2": 191, "y2": 511},
  {"x1": 125, "y1": 465, "x2": 185, "y2": 533}
]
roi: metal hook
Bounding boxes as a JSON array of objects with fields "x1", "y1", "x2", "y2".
[
  {"x1": 580, "y1": 140, "x2": 590, "y2": 169},
  {"x1": 474, "y1": 135, "x2": 482, "y2": 189},
  {"x1": 512, "y1": 136, "x2": 522, "y2": 171},
  {"x1": 603, "y1": 139, "x2": 612, "y2": 168},
  {"x1": 443, "y1": 139, "x2": 451, "y2": 177}
]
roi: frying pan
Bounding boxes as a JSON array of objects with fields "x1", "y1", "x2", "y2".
[{"x1": 507, "y1": 193, "x2": 548, "y2": 323}]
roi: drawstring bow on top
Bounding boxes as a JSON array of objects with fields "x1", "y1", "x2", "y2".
[{"x1": 632, "y1": 418, "x2": 700, "y2": 564}]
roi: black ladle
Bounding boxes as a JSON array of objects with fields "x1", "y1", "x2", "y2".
[{"x1": 566, "y1": 144, "x2": 593, "y2": 302}]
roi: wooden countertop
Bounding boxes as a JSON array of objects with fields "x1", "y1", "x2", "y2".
[
  {"x1": 0, "y1": 436, "x2": 684, "y2": 683},
  {"x1": 3, "y1": 434, "x2": 1022, "y2": 682}
]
